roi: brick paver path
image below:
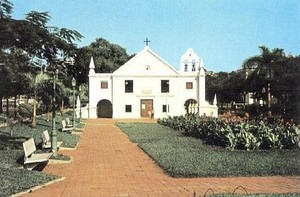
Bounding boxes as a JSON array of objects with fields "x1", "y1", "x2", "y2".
[{"x1": 23, "y1": 119, "x2": 300, "y2": 197}]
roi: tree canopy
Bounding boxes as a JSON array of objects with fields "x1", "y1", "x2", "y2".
[
  {"x1": 0, "y1": 1, "x2": 83, "y2": 114},
  {"x1": 70, "y1": 37, "x2": 131, "y2": 84},
  {"x1": 242, "y1": 46, "x2": 299, "y2": 119}
]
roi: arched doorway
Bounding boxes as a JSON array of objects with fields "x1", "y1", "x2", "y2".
[
  {"x1": 184, "y1": 99, "x2": 198, "y2": 115},
  {"x1": 97, "y1": 99, "x2": 113, "y2": 118}
]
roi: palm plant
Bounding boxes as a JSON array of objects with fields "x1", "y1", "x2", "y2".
[
  {"x1": 24, "y1": 73, "x2": 49, "y2": 127},
  {"x1": 39, "y1": 78, "x2": 70, "y2": 121},
  {"x1": 0, "y1": 0, "x2": 13, "y2": 19},
  {"x1": 242, "y1": 46, "x2": 285, "y2": 116},
  {"x1": 243, "y1": 46, "x2": 284, "y2": 91}
]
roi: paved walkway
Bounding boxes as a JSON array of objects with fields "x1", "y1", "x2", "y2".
[{"x1": 23, "y1": 119, "x2": 300, "y2": 197}]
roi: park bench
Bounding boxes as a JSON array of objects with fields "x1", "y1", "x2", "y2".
[
  {"x1": 42, "y1": 130, "x2": 63, "y2": 149},
  {"x1": 61, "y1": 120, "x2": 73, "y2": 132},
  {"x1": 65, "y1": 117, "x2": 73, "y2": 127},
  {"x1": 22, "y1": 138, "x2": 52, "y2": 170}
]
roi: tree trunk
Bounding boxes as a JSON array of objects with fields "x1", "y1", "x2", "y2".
[
  {"x1": 0, "y1": 95, "x2": 3, "y2": 114},
  {"x1": 60, "y1": 100, "x2": 64, "y2": 115},
  {"x1": 6, "y1": 98, "x2": 9, "y2": 116},
  {"x1": 47, "y1": 107, "x2": 50, "y2": 122},
  {"x1": 32, "y1": 95, "x2": 37, "y2": 127},
  {"x1": 14, "y1": 95, "x2": 17, "y2": 119}
]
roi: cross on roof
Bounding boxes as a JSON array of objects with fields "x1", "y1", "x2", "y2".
[{"x1": 144, "y1": 38, "x2": 150, "y2": 46}]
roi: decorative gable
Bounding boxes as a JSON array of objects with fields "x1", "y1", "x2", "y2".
[{"x1": 113, "y1": 47, "x2": 179, "y2": 76}]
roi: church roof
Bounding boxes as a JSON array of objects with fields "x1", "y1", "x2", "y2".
[{"x1": 113, "y1": 46, "x2": 179, "y2": 76}]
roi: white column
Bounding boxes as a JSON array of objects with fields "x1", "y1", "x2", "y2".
[
  {"x1": 198, "y1": 67, "x2": 205, "y2": 105},
  {"x1": 88, "y1": 57, "x2": 97, "y2": 118}
]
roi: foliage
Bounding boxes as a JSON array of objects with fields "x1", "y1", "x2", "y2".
[
  {"x1": 0, "y1": 113, "x2": 80, "y2": 196},
  {"x1": 0, "y1": 48, "x2": 32, "y2": 114},
  {"x1": 0, "y1": 114, "x2": 80, "y2": 148},
  {"x1": 243, "y1": 46, "x2": 285, "y2": 94},
  {"x1": 206, "y1": 46, "x2": 299, "y2": 122},
  {"x1": 242, "y1": 46, "x2": 300, "y2": 121},
  {"x1": 50, "y1": 153, "x2": 71, "y2": 161},
  {"x1": 0, "y1": 3, "x2": 83, "y2": 115},
  {"x1": 0, "y1": 0, "x2": 13, "y2": 19},
  {"x1": 18, "y1": 103, "x2": 32, "y2": 119},
  {"x1": 71, "y1": 38, "x2": 130, "y2": 84},
  {"x1": 24, "y1": 73, "x2": 50, "y2": 127},
  {"x1": 0, "y1": 166, "x2": 58, "y2": 197},
  {"x1": 117, "y1": 122, "x2": 300, "y2": 178},
  {"x1": 158, "y1": 116, "x2": 300, "y2": 150},
  {"x1": 206, "y1": 71, "x2": 246, "y2": 106},
  {"x1": 37, "y1": 77, "x2": 71, "y2": 114}
]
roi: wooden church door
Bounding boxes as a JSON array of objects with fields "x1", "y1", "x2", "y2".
[{"x1": 140, "y1": 99, "x2": 153, "y2": 118}]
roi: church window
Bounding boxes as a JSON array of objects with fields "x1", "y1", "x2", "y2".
[
  {"x1": 161, "y1": 80, "x2": 169, "y2": 93},
  {"x1": 192, "y1": 64, "x2": 196, "y2": 71},
  {"x1": 186, "y1": 82, "x2": 193, "y2": 89},
  {"x1": 125, "y1": 105, "x2": 132, "y2": 112},
  {"x1": 101, "y1": 81, "x2": 108, "y2": 89},
  {"x1": 192, "y1": 60, "x2": 196, "y2": 71},
  {"x1": 184, "y1": 64, "x2": 188, "y2": 72},
  {"x1": 162, "y1": 105, "x2": 169, "y2": 112},
  {"x1": 125, "y1": 80, "x2": 133, "y2": 93}
]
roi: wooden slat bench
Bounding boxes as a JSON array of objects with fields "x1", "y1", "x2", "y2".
[
  {"x1": 23, "y1": 138, "x2": 52, "y2": 170},
  {"x1": 42, "y1": 130, "x2": 63, "y2": 149}
]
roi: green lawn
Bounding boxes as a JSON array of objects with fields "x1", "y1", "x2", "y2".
[
  {"x1": 0, "y1": 113, "x2": 81, "y2": 197},
  {"x1": 117, "y1": 122, "x2": 300, "y2": 178}
]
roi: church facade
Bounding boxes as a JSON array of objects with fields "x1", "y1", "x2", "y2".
[{"x1": 88, "y1": 46, "x2": 217, "y2": 119}]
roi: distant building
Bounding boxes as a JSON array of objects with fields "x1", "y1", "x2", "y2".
[{"x1": 88, "y1": 46, "x2": 217, "y2": 118}]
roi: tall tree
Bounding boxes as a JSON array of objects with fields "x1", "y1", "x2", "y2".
[
  {"x1": 71, "y1": 38, "x2": 130, "y2": 85},
  {"x1": 24, "y1": 73, "x2": 49, "y2": 127},
  {"x1": 242, "y1": 46, "x2": 285, "y2": 96},
  {"x1": 0, "y1": 0, "x2": 13, "y2": 19},
  {"x1": 0, "y1": 48, "x2": 31, "y2": 114},
  {"x1": 271, "y1": 55, "x2": 300, "y2": 121},
  {"x1": 38, "y1": 78, "x2": 70, "y2": 121},
  {"x1": 206, "y1": 69, "x2": 251, "y2": 110},
  {"x1": 0, "y1": 4, "x2": 83, "y2": 114},
  {"x1": 242, "y1": 46, "x2": 300, "y2": 120}
]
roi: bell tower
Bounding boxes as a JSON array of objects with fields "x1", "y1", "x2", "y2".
[{"x1": 180, "y1": 48, "x2": 202, "y2": 72}]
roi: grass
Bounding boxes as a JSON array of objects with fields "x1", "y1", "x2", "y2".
[
  {"x1": 50, "y1": 153, "x2": 71, "y2": 161},
  {"x1": 117, "y1": 122, "x2": 300, "y2": 178},
  {"x1": 0, "y1": 113, "x2": 81, "y2": 197},
  {"x1": 0, "y1": 166, "x2": 58, "y2": 197}
]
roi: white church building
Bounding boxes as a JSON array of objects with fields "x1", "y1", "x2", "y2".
[{"x1": 88, "y1": 45, "x2": 217, "y2": 119}]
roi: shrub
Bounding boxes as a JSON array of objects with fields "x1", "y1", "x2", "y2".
[
  {"x1": 158, "y1": 115, "x2": 300, "y2": 150},
  {"x1": 17, "y1": 103, "x2": 32, "y2": 119}
]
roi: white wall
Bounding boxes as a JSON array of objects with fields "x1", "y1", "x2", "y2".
[
  {"x1": 89, "y1": 74, "x2": 112, "y2": 118},
  {"x1": 111, "y1": 74, "x2": 202, "y2": 118},
  {"x1": 88, "y1": 47, "x2": 218, "y2": 119}
]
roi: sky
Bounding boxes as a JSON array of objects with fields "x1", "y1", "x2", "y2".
[{"x1": 10, "y1": 0, "x2": 300, "y2": 72}]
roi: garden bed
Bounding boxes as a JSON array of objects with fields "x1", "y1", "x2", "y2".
[
  {"x1": 158, "y1": 116, "x2": 300, "y2": 150},
  {"x1": 0, "y1": 166, "x2": 58, "y2": 197},
  {"x1": 117, "y1": 122, "x2": 300, "y2": 178},
  {"x1": 0, "y1": 114, "x2": 80, "y2": 196}
]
